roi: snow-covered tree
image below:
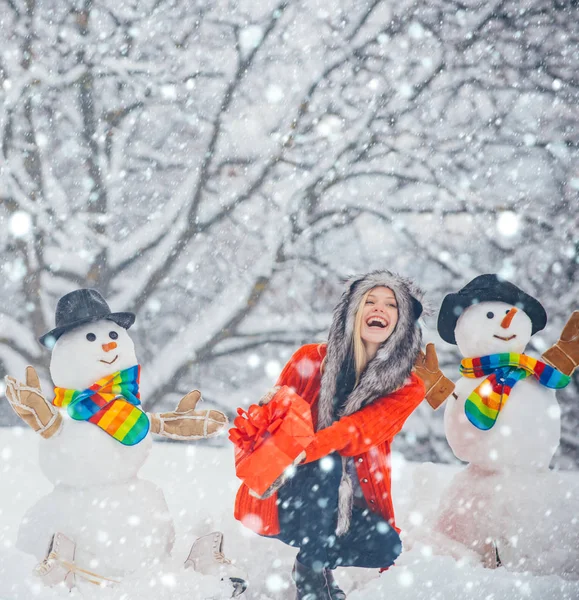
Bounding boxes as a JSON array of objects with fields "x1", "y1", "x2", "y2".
[{"x1": 1, "y1": 0, "x2": 578, "y2": 465}]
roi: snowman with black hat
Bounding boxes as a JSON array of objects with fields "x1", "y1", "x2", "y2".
[
  {"x1": 4, "y1": 289, "x2": 247, "y2": 594},
  {"x1": 432, "y1": 274, "x2": 579, "y2": 575}
]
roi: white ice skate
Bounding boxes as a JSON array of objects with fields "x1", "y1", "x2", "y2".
[
  {"x1": 185, "y1": 531, "x2": 248, "y2": 597},
  {"x1": 34, "y1": 532, "x2": 120, "y2": 589},
  {"x1": 34, "y1": 532, "x2": 77, "y2": 589}
]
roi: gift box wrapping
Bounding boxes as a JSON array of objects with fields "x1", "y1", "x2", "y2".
[{"x1": 229, "y1": 386, "x2": 315, "y2": 498}]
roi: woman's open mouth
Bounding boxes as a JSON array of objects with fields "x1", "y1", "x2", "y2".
[{"x1": 366, "y1": 317, "x2": 388, "y2": 329}]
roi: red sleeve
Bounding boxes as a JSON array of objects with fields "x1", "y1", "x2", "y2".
[
  {"x1": 304, "y1": 374, "x2": 425, "y2": 462},
  {"x1": 275, "y1": 344, "x2": 323, "y2": 397},
  {"x1": 275, "y1": 350, "x2": 304, "y2": 391}
]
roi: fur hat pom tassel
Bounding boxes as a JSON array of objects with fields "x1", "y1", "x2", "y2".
[{"x1": 336, "y1": 459, "x2": 354, "y2": 536}]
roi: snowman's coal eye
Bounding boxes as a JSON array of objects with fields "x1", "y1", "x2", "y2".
[
  {"x1": 86, "y1": 333, "x2": 96, "y2": 342},
  {"x1": 486, "y1": 312, "x2": 494, "y2": 319},
  {"x1": 109, "y1": 331, "x2": 118, "y2": 340},
  {"x1": 505, "y1": 309, "x2": 510, "y2": 314}
]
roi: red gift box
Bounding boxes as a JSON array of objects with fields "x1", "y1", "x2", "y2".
[{"x1": 229, "y1": 386, "x2": 315, "y2": 498}]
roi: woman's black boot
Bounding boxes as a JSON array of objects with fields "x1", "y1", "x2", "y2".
[
  {"x1": 292, "y1": 559, "x2": 327, "y2": 600},
  {"x1": 324, "y1": 568, "x2": 347, "y2": 600},
  {"x1": 292, "y1": 560, "x2": 347, "y2": 600}
]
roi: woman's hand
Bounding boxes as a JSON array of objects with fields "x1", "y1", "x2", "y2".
[
  {"x1": 258, "y1": 386, "x2": 281, "y2": 406},
  {"x1": 414, "y1": 343, "x2": 455, "y2": 409}
]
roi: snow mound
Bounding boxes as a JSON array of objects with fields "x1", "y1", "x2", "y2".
[{"x1": 1, "y1": 429, "x2": 578, "y2": 599}]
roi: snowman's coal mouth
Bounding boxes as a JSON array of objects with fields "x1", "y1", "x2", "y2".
[
  {"x1": 493, "y1": 334, "x2": 516, "y2": 341},
  {"x1": 100, "y1": 354, "x2": 119, "y2": 365}
]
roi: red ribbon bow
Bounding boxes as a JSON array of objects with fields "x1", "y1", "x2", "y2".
[{"x1": 229, "y1": 397, "x2": 291, "y2": 453}]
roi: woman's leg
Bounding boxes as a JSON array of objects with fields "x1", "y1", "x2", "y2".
[
  {"x1": 276, "y1": 455, "x2": 342, "y2": 571},
  {"x1": 327, "y1": 506, "x2": 402, "y2": 570},
  {"x1": 275, "y1": 456, "x2": 347, "y2": 598}
]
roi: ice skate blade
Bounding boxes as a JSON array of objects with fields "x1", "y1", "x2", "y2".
[{"x1": 229, "y1": 576, "x2": 248, "y2": 597}]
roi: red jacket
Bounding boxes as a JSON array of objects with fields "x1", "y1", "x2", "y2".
[{"x1": 234, "y1": 343, "x2": 425, "y2": 535}]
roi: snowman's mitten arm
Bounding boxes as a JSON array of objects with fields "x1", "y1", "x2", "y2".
[
  {"x1": 149, "y1": 392, "x2": 228, "y2": 441},
  {"x1": 174, "y1": 389, "x2": 201, "y2": 412},
  {"x1": 4, "y1": 367, "x2": 62, "y2": 438},
  {"x1": 413, "y1": 343, "x2": 455, "y2": 410},
  {"x1": 149, "y1": 390, "x2": 201, "y2": 434},
  {"x1": 149, "y1": 409, "x2": 228, "y2": 440},
  {"x1": 541, "y1": 311, "x2": 579, "y2": 376}
]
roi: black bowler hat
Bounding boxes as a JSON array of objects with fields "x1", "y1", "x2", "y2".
[
  {"x1": 437, "y1": 274, "x2": 547, "y2": 345},
  {"x1": 39, "y1": 289, "x2": 135, "y2": 348}
]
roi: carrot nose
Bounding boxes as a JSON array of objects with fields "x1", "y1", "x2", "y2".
[
  {"x1": 501, "y1": 308, "x2": 517, "y2": 329},
  {"x1": 102, "y1": 341, "x2": 117, "y2": 352}
]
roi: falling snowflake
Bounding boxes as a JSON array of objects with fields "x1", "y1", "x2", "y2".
[
  {"x1": 247, "y1": 354, "x2": 261, "y2": 368},
  {"x1": 265, "y1": 85, "x2": 284, "y2": 103},
  {"x1": 160, "y1": 572, "x2": 177, "y2": 587},
  {"x1": 239, "y1": 25, "x2": 264, "y2": 57},
  {"x1": 397, "y1": 568, "x2": 414, "y2": 587},
  {"x1": 9, "y1": 211, "x2": 32, "y2": 238},
  {"x1": 496, "y1": 211, "x2": 520, "y2": 237},
  {"x1": 265, "y1": 360, "x2": 281, "y2": 378},
  {"x1": 265, "y1": 573, "x2": 288, "y2": 592}
]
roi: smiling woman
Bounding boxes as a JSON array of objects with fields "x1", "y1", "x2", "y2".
[{"x1": 234, "y1": 271, "x2": 451, "y2": 600}]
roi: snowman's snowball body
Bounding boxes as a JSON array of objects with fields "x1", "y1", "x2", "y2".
[
  {"x1": 17, "y1": 320, "x2": 175, "y2": 575},
  {"x1": 434, "y1": 300, "x2": 577, "y2": 576},
  {"x1": 41, "y1": 321, "x2": 149, "y2": 487},
  {"x1": 435, "y1": 464, "x2": 579, "y2": 577},
  {"x1": 444, "y1": 301, "x2": 560, "y2": 470}
]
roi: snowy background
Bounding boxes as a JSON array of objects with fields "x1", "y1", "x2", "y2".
[
  {"x1": 1, "y1": 1, "x2": 579, "y2": 597},
  {"x1": 1, "y1": 0, "x2": 578, "y2": 466}
]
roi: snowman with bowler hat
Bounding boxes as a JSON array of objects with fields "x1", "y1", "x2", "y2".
[
  {"x1": 432, "y1": 273, "x2": 579, "y2": 574},
  {"x1": 4, "y1": 288, "x2": 247, "y2": 595}
]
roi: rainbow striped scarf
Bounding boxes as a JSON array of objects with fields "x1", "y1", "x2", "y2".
[
  {"x1": 53, "y1": 365, "x2": 149, "y2": 446},
  {"x1": 460, "y1": 354, "x2": 570, "y2": 431}
]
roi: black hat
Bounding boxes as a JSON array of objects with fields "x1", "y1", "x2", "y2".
[
  {"x1": 437, "y1": 274, "x2": 547, "y2": 345},
  {"x1": 39, "y1": 289, "x2": 135, "y2": 348}
]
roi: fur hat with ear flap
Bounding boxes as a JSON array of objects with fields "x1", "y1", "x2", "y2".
[
  {"x1": 317, "y1": 270, "x2": 424, "y2": 430},
  {"x1": 317, "y1": 271, "x2": 424, "y2": 536}
]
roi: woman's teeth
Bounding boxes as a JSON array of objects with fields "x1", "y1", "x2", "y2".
[{"x1": 367, "y1": 317, "x2": 387, "y2": 328}]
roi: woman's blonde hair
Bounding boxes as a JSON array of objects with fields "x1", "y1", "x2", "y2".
[
  {"x1": 320, "y1": 287, "x2": 397, "y2": 385},
  {"x1": 352, "y1": 289, "x2": 372, "y2": 383}
]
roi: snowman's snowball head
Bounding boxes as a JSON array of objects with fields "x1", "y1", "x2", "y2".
[
  {"x1": 455, "y1": 301, "x2": 532, "y2": 357},
  {"x1": 50, "y1": 320, "x2": 138, "y2": 389}
]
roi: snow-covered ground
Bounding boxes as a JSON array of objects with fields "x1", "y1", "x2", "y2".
[{"x1": 1, "y1": 428, "x2": 577, "y2": 600}]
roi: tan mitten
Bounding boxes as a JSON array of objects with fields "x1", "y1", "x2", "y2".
[
  {"x1": 149, "y1": 390, "x2": 228, "y2": 440},
  {"x1": 542, "y1": 311, "x2": 579, "y2": 376},
  {"x1": 414, "y1": 343, "x2": 455, "y2": 409},
  {"x1": 4, "y1": 366, "x2": 62, "y2": 438}
]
